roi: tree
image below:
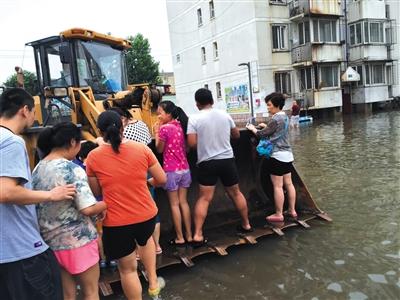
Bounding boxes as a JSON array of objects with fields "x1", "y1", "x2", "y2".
[
  {"x1": 3, "y1": 70, "x2": 38, "y2": 96},
  {"x1": 126, "y1": 34, "x2": 161, "y2": 84}
]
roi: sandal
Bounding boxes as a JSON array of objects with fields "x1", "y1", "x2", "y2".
[
  {"x1": 236, "y1": 225, "x2": 254, "y2": 234},
  {"x1": 148, "y1": 276, "x2": 166, "y2": 298},
  {"x1": 266, "y1": 215, "x2": 284, "y2": 222},
  {"x1": 168, "y1": 239, "x2": 186, "y2": 247},
  {"x1": 190, "y1": 238, "x2": 208, "y2": 248},
  {"x1": 284, "y1": 211, "x2": 298, "y2": 219}
]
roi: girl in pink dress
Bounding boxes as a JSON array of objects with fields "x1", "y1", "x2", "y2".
[{"x1": 154, "y1": 101, "x2": 193, "y2": 245}]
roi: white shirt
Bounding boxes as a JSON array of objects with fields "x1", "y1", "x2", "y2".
[{"x1": 187, "y1": 108, "x2": 235, "y2": 164}]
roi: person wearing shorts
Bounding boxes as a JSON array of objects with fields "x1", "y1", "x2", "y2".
[
  {"x1": 0, "y1": 88, "x2": 76, "y2": 300},
  {"x1": 155, "y1": 100, "x2": 193, "y2": 246},
  {"x1": 33, "y1": 122, "x2": 107, "y2": 300},
  {"x1": 187, "y1": 88, "x2": 253, "y2": 246},
  {"x1": 290, "y1": 100, "x2": 300, "y2": 128},
  {"x1": 102, "y1": 106, "x2": 163, "y2": 255},
  {"x1": 246, "y1": 93, "x2": 296, "y2": 223},
  {"x1": 86, "y1": 111, "x2": 167, "y2": 299}
]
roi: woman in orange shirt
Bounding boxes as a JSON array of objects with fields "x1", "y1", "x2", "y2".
[{"x1": 86, "y1": 111, "x2": 167, "y2": 299}]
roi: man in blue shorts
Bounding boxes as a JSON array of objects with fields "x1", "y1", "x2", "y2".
[
  {"x1": 0, "y1": 88, "x2": 76, "y2": 300},
  {"x1": 187, "y1": 88, "x2": 253, "y2": 245}
]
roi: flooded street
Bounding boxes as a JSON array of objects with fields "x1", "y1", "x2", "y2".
[{"x1": 108, "y1": 110, "x2": 400, "y2": 300}]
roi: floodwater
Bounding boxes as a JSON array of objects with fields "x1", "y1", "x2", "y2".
[{"x1": 106, "y1": 110, "x2": 400, "y2": 300}]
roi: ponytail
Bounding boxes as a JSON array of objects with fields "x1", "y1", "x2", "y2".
[
  {"x1": 97, "y1": 110, "x2": 123, "y2": 153},
  {"x1": 37, "y1": 122, "x2": 81, "y2": 158},
  {"x1": 175, "y1": 106, "x2": 188, "y2": 135},
  {"x1": 104, "y1": 125, "x2": 122, "y2": 153}
]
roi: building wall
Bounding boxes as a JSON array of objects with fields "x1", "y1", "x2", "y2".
[
  {"x1": 166, "y1": 0, "x2": 399, "y2": 117},
  {"x1": 389, "y1": 0, "x2": 400, "y2": 98},
  {"x1": 347, "y1": 0, "x2": 399, "y2": 103}
]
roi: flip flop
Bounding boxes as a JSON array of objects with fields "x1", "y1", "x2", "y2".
[
  {"x1": 284, "y1": 211, "x2": 298, "y2": 219},
  {"x1": 190, "y1": 238, "x2": 208, "y2": 248},
  {"x1": 156, "y1": 248, "x2": 163, "y2": 255},
  {"x1": 169, "y1": 239, "x2": 186, "y2": 247},
  {"x1": 236, "y1": 225, "x2": 254, "y2": 234},
  {"x1": 266, "y1": 215, "x2": 284, "y2": 222}
]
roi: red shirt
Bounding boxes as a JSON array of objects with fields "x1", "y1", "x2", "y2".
[
  {"x1": 292, "y1": 104, "x2": 300, "y2": 116},
  {"x1": 86, "y1": 141, "x2": 158, "y2": 227}
]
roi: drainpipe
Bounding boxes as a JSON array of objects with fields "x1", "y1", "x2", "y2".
[{"x1": 344, "y1": 0, "x2": 349, "y2": 68}]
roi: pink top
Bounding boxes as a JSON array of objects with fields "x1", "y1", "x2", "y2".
[{"x1": 158, "y1": 120, "x2": 189, "y2": 172}]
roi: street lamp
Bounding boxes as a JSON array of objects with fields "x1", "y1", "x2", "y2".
[{"x1": 238, "y1": 62, "x2": 254, "y2": 120}]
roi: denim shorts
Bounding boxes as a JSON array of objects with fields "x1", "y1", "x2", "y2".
[{"x1": 164, "y1": 170, "x2": 192, "y2": 192}]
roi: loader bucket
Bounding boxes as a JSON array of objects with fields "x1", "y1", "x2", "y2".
[{"x1": 99, "y1": 129, "x2": 331, "y2": 296}]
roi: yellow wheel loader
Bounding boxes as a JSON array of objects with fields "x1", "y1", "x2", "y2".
[{"x1": 17, "y1": 28, "x2": 331, "y2": 296}]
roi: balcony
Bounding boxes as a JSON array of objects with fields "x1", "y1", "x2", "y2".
[
  {"x1": 351, "y1": 85, "x2": 390, "y2": 104},
  {"x1": 295, "y1": 89, "x2": 342, "y2": 109},
  {"x1": 292, "y1": 43, "x2": 342, "y2": 65},
  {"x1": 289, "y1": 0, "x2": 342, "y2": 19}
]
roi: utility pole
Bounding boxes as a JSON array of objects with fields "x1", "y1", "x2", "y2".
[{"x1": 238, "y1": 62, "x2": 254, "y2": 120}]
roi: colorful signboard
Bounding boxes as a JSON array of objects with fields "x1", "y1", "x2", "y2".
[{"x1": 224, "y1": 84, "x2": 250, "y2": 114}]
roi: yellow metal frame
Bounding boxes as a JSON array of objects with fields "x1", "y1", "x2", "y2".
[{"x1": 60, "y1": 28, "x2": 131, "y2": 49}]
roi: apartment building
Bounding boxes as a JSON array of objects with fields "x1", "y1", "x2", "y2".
[
  {"x1": 347, "y1": 0, "x2": 399, "y2": 111},
  {"x1": 166, "y1": 0, "x2": 399, "y2": 117}
]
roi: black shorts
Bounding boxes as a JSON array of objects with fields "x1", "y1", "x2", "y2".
[
  {"x1": 102, "y1": 216, "x2": 156, "y2": 260},
  {"x1": 0, "y1": 248, "x2": 63, "y2": 300},
  {"x1": 267, "y1": 157, "x2": 293, "y2": 176},
  {"x1": 197, "y1": 158, "x2": 239, "y2": 187}
]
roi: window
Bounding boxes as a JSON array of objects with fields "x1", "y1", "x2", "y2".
[
  {"x1": 197, "y1": 8, "x2": 203, "y2": 26},
  {"x1": 349, "y1": 23, "x2": 362, "y2": 45},
  {"x1": 364, "y1": 22, "x2": 369, "y2": 43},
  {"x1": 209, "y1": 0, "x2": 215, "y2": 19},
  {"x1": 201, "y1": 47, "x2": 206, "y2": 64},
  {"x1": 213, "y1": 42, "x2": 219, "y2": 59},
  {"x1": 365, "y1": 63, "x2": 385, "y2": 85},
  {"x1": 298, "y1": 21, "x2": 310, "y2": 45},
  {"x1": 319, "y1": 65, "x2": 339, "y2": 88},
  {"x1": 350, "y1": 20, "x2": 385, "y2": 45},
  {"x1": 369, "y1": 22, "x2": 384, "y2": 43},
  {"x1": 314, "y1": 20, "x2": 337, "y2": 42},
  {"x1": 354, "y1": 65, "x2": 363, "y2": 86},
  {"x1": 176, "y1": 54, "x2": 181, "y2": 64},
  {"x1": 372, "y1": 64, "x2": 384, "y2": 84},
  {"x1": 270, "y1": 0, "x2": 287, "y2": 4},
  {"x1": 386, "y1": 65, "x2": 392, "y2": 85},
  {"x1": 300, "y1": 67, "x2": 312, "y2": 90},
  {"x1": 216, "y1": 82, "x2": 222, "y2": 98},
  {"x1": 365, "y1": 65, "x2": 370, "y2": 84},
  {"x1": 272, "y1": 24, "x2": 288, "y2": 50},
  {"x1": 275, "y1": 72, "x2": 291, "y2": 94},
  {"x1": 356, "y1": 23, "x2": 362, "y2": 44}
]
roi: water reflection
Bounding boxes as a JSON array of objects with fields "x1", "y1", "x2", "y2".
[{"x1": 107, "y1": 111, "x2": 400, "y2": 300}]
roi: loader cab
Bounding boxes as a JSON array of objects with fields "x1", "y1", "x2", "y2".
[{"x1": 27, "y1": 36, "x2": 128, "y2": 96}]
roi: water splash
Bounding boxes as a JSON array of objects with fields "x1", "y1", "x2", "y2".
[
  {"x1": 349, "y1": 291, "x2": 368, "y2": 300},
  {"x1": 327, "y1": 283, "x2": 343, "y2": 293},
  {"x1": 381, "y1": 240, "x2": 392, "y2": 245},
  {"x1": 385, "y1": 270, "x2": 396, "y2": 275},
  {"x1": 305, "y1": 272, "x2": 313, "y2": 280},
  {"x1": 367, "y1": 274, "x2": 388, "y2": 284}
]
